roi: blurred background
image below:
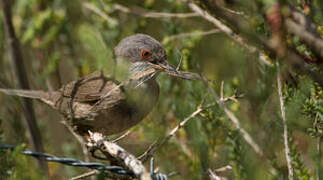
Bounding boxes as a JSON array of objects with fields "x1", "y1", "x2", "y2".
[{"x1": 0, "y1": 0, "x2": 322, "y2": 179}]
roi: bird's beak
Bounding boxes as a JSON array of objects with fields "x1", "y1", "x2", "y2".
[{"x1": 156, "y1": 61, "x2": 177, "y2": 73}]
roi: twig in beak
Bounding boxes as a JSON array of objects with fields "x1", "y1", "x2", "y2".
[
  {"x1": 165, "y1": 70, "x2": 201, "y2": 80},
  {"x1": 135, "y1": 71, "x2": 157, "y2": 88},
  {"x1": 175, "y1": 50, "x2": 182, "y2": 71}
]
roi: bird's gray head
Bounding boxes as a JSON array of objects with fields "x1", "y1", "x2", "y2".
[{"x1": 114, "y1": 34, "x2": 175, "y2": 80}]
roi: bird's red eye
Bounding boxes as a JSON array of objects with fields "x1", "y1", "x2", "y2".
[{"x1": 140, "y1": 49, "x2": 152, "y2": 60}]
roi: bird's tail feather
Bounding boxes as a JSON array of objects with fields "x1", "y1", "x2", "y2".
[{"x1": 0, "y1": 88, "x2": 49, "y2": 100}]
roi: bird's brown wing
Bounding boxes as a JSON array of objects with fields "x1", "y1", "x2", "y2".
[{"x1": 59, "y1": 71, "x2": 123, "y2": 102}]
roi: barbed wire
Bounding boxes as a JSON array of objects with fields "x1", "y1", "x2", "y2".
[{"x1": 0, "y1": 143, "x2": 171, "y2": 180}]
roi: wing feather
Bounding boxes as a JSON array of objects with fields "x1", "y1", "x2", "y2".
[{"x1": 59, "y1": 71, "x2": 123, "y2": 102}]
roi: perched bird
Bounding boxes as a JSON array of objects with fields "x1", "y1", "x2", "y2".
[{"x1": 0, "y1": 34, "x2": 176, "y2": 136}]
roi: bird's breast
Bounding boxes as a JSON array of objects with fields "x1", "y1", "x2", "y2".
[{"x1": 125, "y1": 79, "x2": 160, "y2": 119}]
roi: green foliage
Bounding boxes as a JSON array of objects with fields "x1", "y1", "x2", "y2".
[
  {"x1": 22, "y1": 8, "x2": 66, "y2": 48},
  {"x1": 77, "y1": 24, "x2": 114, "y2": 72},
  {"x1": 2, "y1": 144, "x2": 37, "y2": 180},
  {"x1": 304, "y1": 83, "x2": 323, "y2": 138},
  {"x1": 289, "y1": 137, "x2": 311, "y2": 180},
  {"x1": 0, "y1": 120, "x2": 44, "y2": 180},
  {"x1": 226, "y1": 130, "x2": 246, "y2": 180},
  {"x1": 0, "y1": 0, "x2": 322, "y2": 179}
]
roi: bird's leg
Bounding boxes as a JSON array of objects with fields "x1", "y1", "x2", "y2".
[{"x1": 89, "y1": 148, "x2": 109, "y2": 160}]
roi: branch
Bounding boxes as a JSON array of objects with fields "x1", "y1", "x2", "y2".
[
  {"x1": 200, "y1": 75, "x2": 264, "y2": 157},
  {"x1": 87, "y1": 132, "x2": 151, "y2": 180},
  {"x1": 214, "y1": 165, "x2": 232, "y2": 172},
  {"x1": 82, "y1": 2, "x2": 117, "y2": 25},
  {"x1": 62, "y1": 121, "x2": 90, "y2": 162},
  {"x1": 70, "y1": 170, "x2": 98, "y2": 180},
  {"x1": 111, "y1": 130, "x2": 132, "y2": 143},
  {"x1": 164, "y1": 70, "x2": 201, "y2": 80},
  {"x1": 285, "y1": 13, "x2": 323, "y2": 61},
  {"x1": 84, "y1": 2, "x2": 199, "y2": 21},
  {"x1": 288, "y1": 5, "x2": 319, "y2": 36},
  {"x1": 277, "y1": 64, "x2": 294, "y2": 180},
  {"x1": 186, "y1": 1, "x2": 272, "y2": 66},
  {"x1": 138, "y1": 102, "x2": 216, "y2": 162},
  {"x1": 208, "y1": 169, "x2": 223, "y2": 180},
  {"x1": 162, "y1": 29, "x2": 220, "y2": 44},
  {"x1": 0, "y1": 0, "x2": 47, "y2": 173},
  {"x1": 112, "y1": 3, "x2": 199, "y2": 18},
  {"x1": 193, "y1": 0, "x2": 323, "y2": 86},
  {"x1": 138, "y1": 89, "x2": 242, "y2": 162}
]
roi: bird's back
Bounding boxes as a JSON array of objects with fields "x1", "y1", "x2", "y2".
[{"x1": 50, "y1": 71, "x2": 159, "y2": 135}]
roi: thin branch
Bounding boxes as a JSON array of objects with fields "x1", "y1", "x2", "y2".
[
  {"x1": 220, "y1": 81, "x2": 224, "y2": 100},
  {"x1": 162, "y1": 29, "x2": 220, "y2": 44},
  {"x1": 138, "y1": 102, "x2": 216, "y2": 162},
  {"x1": 111, "y1": 130, "x2": 132, "y2": 143},
  {"x1": 200, "y1": 75, "x2": 264, "y2": 157},
  {"x1": 219, "y1": 6, "x2": 245, "y2": 16},
  {"x1": 186, "y1": 1, "x2": 272, "y2": 66},
  {"x1": 86, "y1": 1, "x2": 199, "y2": 20},
  {"x1": 112, "y1": 3, "x2": 199, "y2": 18},
  {"x1": 286, "y1": 6, "x2": 323, "y2": 61},
  {"x1": 198, "y1": 75, "x2": 284, "y2": 174},
  {"x1": 192, "y1": 0, "x2": 323, "y2": 86},
  {"x1": 214, "y1": 165, "x2": 232, "y2": 172},
  {"x1": 83, "y1": 2, "x2": 117, "y2": 25},
  {"x1": 285, "y1": 18, "x2": 323, "y2": 61},
  {"x1": 62, "y1": 121, "x2": 90, "y2": 162},
  {"x1": 208, "y1": 169, "x2": 225, "y2": 180},
  {"x1": 277, "y1": 64, "x2": 294, "y2": 180},
  {"x1": 70, "y1": 170, "x2": 99, "y2": 180},
  {"x1": 172, "y1": 136, "x2": 193, "y2": 157},
  {"x1": 138, "y1": 89, "x2": 245, "y2": 163},
  {"x1": 164, "y1": 69, "x2": 201, "y2": 80},
  {"x1": 175, "y1": 51, "x2": 183, "y2": 71}
]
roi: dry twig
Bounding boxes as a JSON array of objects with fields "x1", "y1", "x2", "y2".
[
  {"x1": 277, "y1": 64, "x2": 294, "y2": 180},
  {"x1": 138, "y1": 102, "x2": 216, "y2": 162},
  {"x1": 162, "y1": 29, "x2": 220, "y2": 44},
  {"x1": 214, "y1": 165, "x2": 232, "y2": 172},
  {"x1": 138, "y1": 84, "x2": 244, "y2": 163},
  {"x1": 112, "y1": 3, "x2": 199, "y2": 18},
  {"x1": 185, "y1": 1, "x2": 272, "y2": 66},
  {"x1": 83, "y1": 2, "x2": 117, "y2": 25},
  {"x1": 208, "y1": 169, "x2": 226, "y2": 180},
  {"x1": 85, "y1": 1, "x2": 199, "y2": 20},
  {"x1": 286, "y1": 6, "x2": 323, "y2": 61},
  {"x1": 70, "y1": 170, "x2": 99, "y2": 180},
  {"x1": 112, "y1": 130, "x2": 132, "y2": 143},
  {"x1": 62, "y1": 121, "x2": 90, "y2": 162},
  {"x1": 192, "y1": 0, "x2": 323, "y2": 86},
  {"x1": 200, "y1": 75, "x2": 264, "y2": 156}
]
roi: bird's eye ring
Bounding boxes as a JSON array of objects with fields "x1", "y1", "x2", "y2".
[{"x1": 140, "y1": 49, "x2": 152, "y2": 60}]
